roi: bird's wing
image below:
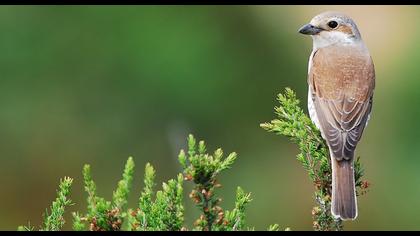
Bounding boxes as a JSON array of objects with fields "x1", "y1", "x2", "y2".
[{"x1": 308, "y1": 45, "x2": 375, "y2": 160}]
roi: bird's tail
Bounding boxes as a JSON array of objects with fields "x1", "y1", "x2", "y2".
[{"x1": 330, "y1": 155, "x2": 357, "y2": 220}]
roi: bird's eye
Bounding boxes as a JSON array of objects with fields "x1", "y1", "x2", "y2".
[{"x1": 327, "y1": 21, "x2": 338, "y2": 29}]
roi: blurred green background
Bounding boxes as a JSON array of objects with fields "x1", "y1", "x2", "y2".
[{"x1": 0, "y1": 5, "x2": 418, "y2": 230}]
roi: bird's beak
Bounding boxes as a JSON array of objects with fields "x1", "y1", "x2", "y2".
[{"x1": 298, "y1": 23, "x2": 323, "y2": 35}]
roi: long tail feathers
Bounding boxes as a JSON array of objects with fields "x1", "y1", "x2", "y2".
[{"x1": 331, "y1": 156, "x2": 357, "y2": 220}]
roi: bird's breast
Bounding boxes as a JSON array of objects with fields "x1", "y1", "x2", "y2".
[{"x1": 308, "y1": 44, "x2": 374, "y2": 102}]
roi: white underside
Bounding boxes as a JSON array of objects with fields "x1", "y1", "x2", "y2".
[
  {"x1": 307, "y1": 90, "x2": 321, "y2": 133},
  {"x1": 307, "y1": 49, "x2": 323, "y2": 137}
]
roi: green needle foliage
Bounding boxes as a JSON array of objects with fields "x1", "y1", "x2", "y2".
[
  {"x1": 42, "y1": 177, "x2": 74, "y2": 231},
  {"x1": 261, "y1": 88, "x2": 370, "y2": 231},
  {"x1": 18, "y1": 132, "x2": 338, "y2": 231},
  {"x1": 72, "y1": 157, "x2": 135, "y2": 231},
  {"x1": 223, "y1": 187, "x2": 253, "y2": 231},
  {"x1": 19, "y1": 134, "x2": 279, "y2": 231},
  {"x1": 127, "y1": 163, "x2": 184, "y2": 231},
  {"x1": 178, "y1": 134, "x2": 252, "y2": 231},
  {"x1": 113, "y1": 157, "x2": 136, "y2": 211},
  {"x1": 18, "y1": 177, "x2": 73, "y2": 231}
]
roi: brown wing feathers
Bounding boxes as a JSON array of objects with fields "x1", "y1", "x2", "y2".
[{"x1": 309, "y1": 45, "x2": 375, "y2": 160}]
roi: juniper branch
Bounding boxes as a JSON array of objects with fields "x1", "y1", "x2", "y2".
[
  {"x1": 19, "y1": 177, "x2": 73, "y2": 231},
  {"x1": 19, "y1": 134, "x2": 280, "y2": 231},
  {"x1": 261, "y1": 88, "x2": 370, "y2": 231},
  {"x1": 223, "y1": 187, "x2": 252, "y2": 231},
  {"x1": 128, "y1": 163, "x2": 184, "y2": 231},
  {"x1": 73, "y1": 157, "x2": 135, "y2": 231},
  {"x1": 179, "y1": 134, "x2": 256, "y2": 231},
  {"x1": 42, "y1": 177, "x2": 74, "y2": 231},
  {"x1": 112, "y1": 157, "x2": 135, "y2": 211}
]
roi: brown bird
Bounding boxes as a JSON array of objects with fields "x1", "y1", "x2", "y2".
[{"x1": 298, "y1": 11, "x2": 375, "y2": 220}]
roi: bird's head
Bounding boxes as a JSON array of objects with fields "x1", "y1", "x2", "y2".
[{"x1": 298, "y1": 11, "x2": 362, "y2": 49}]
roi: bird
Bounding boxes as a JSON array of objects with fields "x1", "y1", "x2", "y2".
[{"x1": 298, "y1": 11, "x2": 375, "y2": 220}]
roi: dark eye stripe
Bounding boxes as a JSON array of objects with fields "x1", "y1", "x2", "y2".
[{"x1": 328, "y1": 21, "x2": 338, "y2": 29}]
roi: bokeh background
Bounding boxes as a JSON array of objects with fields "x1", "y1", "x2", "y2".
[{"x1": 0, "y1": 5, "x2": 418, "y2": 231}]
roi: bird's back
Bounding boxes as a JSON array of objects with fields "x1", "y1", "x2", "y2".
[{"x1": 308, "y1": 43, "x2": 375, "y2": 159}]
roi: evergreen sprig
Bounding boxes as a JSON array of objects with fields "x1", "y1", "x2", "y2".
[
  {"x1": 223, "y1": 187, "x2": 252, "y2": 231},
  {"x1": 72, "y1": 157, "x2": 135, "y2": 231},
  {"x1": 127, "y1": 163, "x2": 184, "y2": 231},
  {"x1": 178, "y1": 134, "x2": 252, "y2": 231},
  {"x1": 18, "y1": 134, "x2": 280, "y2": 231},
  {"x1": 261, "y1": 88, "x2": 370, "y2": 231},
  {"x1": 42, "y1": 177, "x2": 74, "y2": 231},
  {"x1": 18, "y1": 177, "x2": 73, "y2": 231}
]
